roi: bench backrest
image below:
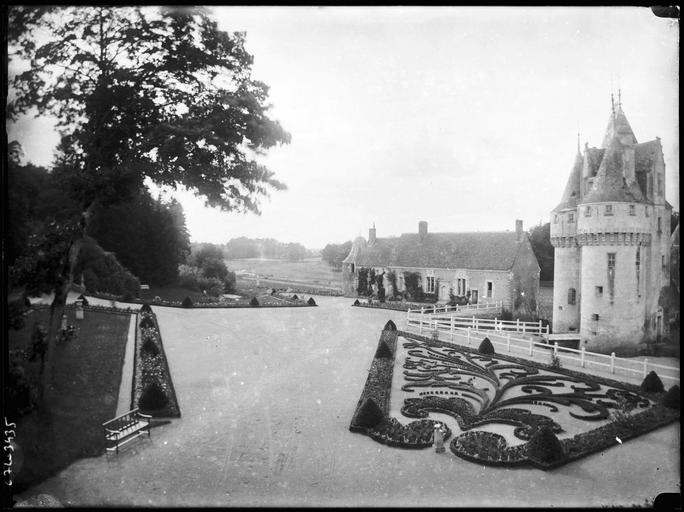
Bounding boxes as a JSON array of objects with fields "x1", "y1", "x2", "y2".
[{"x1": 103, "y1": 408, "x2": 142, "y2": 431}]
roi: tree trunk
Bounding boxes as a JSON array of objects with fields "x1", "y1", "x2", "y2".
[{"x1": 38, "y1": 208, "x2": 92, "y2": 405}]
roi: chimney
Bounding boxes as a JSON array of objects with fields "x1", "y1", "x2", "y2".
[
  {"x1": 368, "y1": 223, "x2": 376, "y2": 245},
  {"x1": 515, "y1": 219, "x2": 523, "y2": 241},
  {"x1": 419, "y1": 221, "x2": 428, "y2": 240}
]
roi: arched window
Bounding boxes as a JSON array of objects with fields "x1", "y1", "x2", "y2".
[
  {"x1": 350, "y1": 263, "x2": 355, "y2": 273},
  {"x1": 567, "y1": 288, "x2": 576, "y2": 305}
]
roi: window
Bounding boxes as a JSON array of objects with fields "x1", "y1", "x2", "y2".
[
  {"x1": 657, "y1": 174, "x2": 663, "y2": 195},
  {"x1": 662, "y1": 255, "x2": 666, "y2": 268},
  {"x1": 585, "y1": 206, "x2": 592, "y2": 217},
  {"x1": 636, "y1": 247, "x2": 641, "y2": 297},
  {"x1": 350, "y1": 263, "x2": 355, "y2": 273},
  {"x1": 456, "y1": 278, "x2": 467, "y2": 296},
  {"x1": 568, "y1": 212, "x2": 575, "y2": 223},
  {"x1": 595, "y1": 286, "x2": 603, "y2": 297},
  {"x1": 604, "y1": 205, "x2": 613, "y2": 216},
  {"x1": 592, "y1": 313, "x2": 599, "y2": 321},
  {"x1": 486, "y1": 281, "x2": 493, "y2": 299},
  {"x1": 645, "y1": 206, "x2": 650, "y2": 217},
  {"x1": 657, "y1": 217, "x2": 662, "y2": 234},
  {"x1": 629, "y1": 204, "x2": 635, "y2": 216},
  {"x1": 592, "y1": 313, "x2": 599, "y2": 334},
  {"x1": 426, "y1": 276, "x2": 435, "y2": 294},
  {"x1": 398, "y1": 275, "x2": 404, "y2": 291},
  {"x1": 607, "y1": 253, "x2": 616, "y2": 301},
  {"x1": 554, "y1": 215, "x2": 558, "y2": 223},
  {"x1": 567, "y1": 288, "x2": 576, "y2": 305}
]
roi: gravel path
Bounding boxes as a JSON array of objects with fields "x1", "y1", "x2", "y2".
[{"x1": 14, "y1": 296, "x2": 680, "y2": 507}]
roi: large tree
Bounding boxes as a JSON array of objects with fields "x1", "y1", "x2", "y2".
[{"x1": 7, "y1": 6, "x2": 290, "y2": 402}]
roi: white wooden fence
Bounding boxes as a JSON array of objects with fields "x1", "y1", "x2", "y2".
[
  {"x1": 406, "y1": 300, "x2": 502, "y2": 317},
  {"x1": 405, "y1": 315, "x2": 680, "y2": 384}
]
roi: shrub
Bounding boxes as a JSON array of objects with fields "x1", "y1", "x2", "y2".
[
  {"x1": 663, "y1": 385, "x2": 680, "y2": 409},
  {"x1": 478, "y1": 337, "x2": 495, "y2": 355},
  {"x1": 139, "y1": 316, "x2": 156, "y2": 329},
  {"x1": 353, "y1": 299, "x2": 360, "y2": 306},
  {"x1": 307, "y1": 297, "x2": 316, "y2": 305},
  {"x1": 549, "y1": 351, "x2": 562, "y2": 369},
  {"x1": 354, "y1": 398, "x2": 384, "y2": 428},
  {"x1": 142, "y1": 337, "x2": 160, "y2": 358},
  {"x1": 292, "y1": 294, "x2": 299, "y2": 300},
  {"x1": 8, "y1": 299, "x2": 27, "y2": 331},
  {"x1": 140, "y1": 303, "x2": 153, "y2": 314},
  {"x1": 500, "y1": 309, "x2": 514, "y2": 321},
  {"x1": 182, "y1": 296, "x2": 193, "y2": 308},
  {"x1": 375, "y1": 341, "x2": 392, "y2": 359},
  {"x1": 641, "y1": 371, "x2": 665, "y2": 393},
  {"x1": 250, "y1": 297, "x2": 259, "y2": 307},
  {"x1": 384, "y1": 320, "x2": 397, "y2": 331},
  {"x1": 77, "y1": 294, "x2": 89, "y2": 306},
  {"x1": 526, "y1": 425, "x2": 565, "y2": 464},
  {"x1": 139, "y1": 382, "x2": 168, "y2": 412},
  {"x1": 120, "y1": 292, "x2": 134, "y2": 302}
]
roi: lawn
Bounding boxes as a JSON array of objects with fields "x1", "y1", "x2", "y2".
[
  {"x1": 228, "y1": 257, "x2": 342, "y2": 289},
  {"x1": 7, "y1": 307, "x2": 131, "y2": 493}
]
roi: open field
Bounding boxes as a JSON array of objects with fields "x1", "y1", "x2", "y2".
[
  {"x1": 228, "y1": 257, "x2": 343, "y2": 290},
  {"x1": 7, "y1": 308, "x2": 131, "y2": 493},
  {"x1": 13, "y1": 296, "x2": 679, "y2": 507}
]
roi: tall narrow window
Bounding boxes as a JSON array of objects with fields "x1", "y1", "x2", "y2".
[
  {"x1": 607, "y1": 253, "x2": 616, "y2": 301},
  {"x1": 657, "y1": 174, "x2": 663, "y2": 195},
  {"x1": 350, "y1": 263, "x2": 355, "y2": 273},
  {"x1": 486, "y1": 281, "x2": 493, "y2": 298},
  {"x1": 636, "y1": 247, "x2": 641, "y2": 297},
  {"x1": 567, "y1": 288, "x2": 576, "y2": 305},
  {"x1": 568, "y1": 212, "x2": 574, "y2": 223},
  {"x1": 425, "y1": 276, "x2": 435, "y2": 294},
  {"x1": 605, "y1": 205, "x2": 613, "y2": 216},
  {"x1": 629, "y1": 204, "x2": 635, "y2": 216},
  {"x1": 657, "y1": 217, "x2": 662, "y2": 234},
  {"x1": 585, "y1": 206, "x2": 592, "y2": 217}
]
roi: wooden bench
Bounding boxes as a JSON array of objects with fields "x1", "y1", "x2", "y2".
[{"x1": 103, "y1": 408, "x2": 151, "y2": 454}]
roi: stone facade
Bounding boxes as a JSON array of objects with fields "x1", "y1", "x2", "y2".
[
  {"x1": 342, "y1": 220, "x2": 540, "y2": 317},
  {"x1": 550, "y1": 96, "x2": 672, "y2": 352}
]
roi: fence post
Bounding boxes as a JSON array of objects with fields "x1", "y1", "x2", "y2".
[
  {"x1": 472, "y1": 315, "x2": 475, "y2": 328},
  {"x1": 580, "y1": 346, "x2": 586, "y2": 368},
  {"x1": 450, "y1": 316, "x2": 454, "y2": 341},
  {"x1": 546, "y1": 324, "x2": 550, "y2": 335},
  {"x1": 516, "y1": 319, "x2": 520, "y2": 331},
  {"x1": 610, "y1": 352, "x2": 615, "y2": 374},
  {"x1": 419, "y1": 313, "x2": 423, "y2": 334},
  {"x1": 467, "y1": 327, "x2": 471, "y2": 345},
  {"x1": 475, "y1": 318, "x2": 479, "y2": 330},
  {"x1": 539, "y1": 320, "x2": 542, "y2": 334},
  {"x1": 643, "y1": 358, "x2": 648, "y2": 378},
  {"x1": 529, "y1": 338, "x2": 533, "y2": 356},
  {"x1": 507, "y1": 333, "x2": 511, "y2": 353},
  {"x1": 523, "y1": 323, "x2": 526, "y2": 334},
  {"x1": 553, "y1": 342, "x2": 558, "y2": 356}
]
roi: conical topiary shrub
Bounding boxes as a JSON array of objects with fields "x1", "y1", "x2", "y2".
[
  {"x1": 353, "y1": 398, "x2": 385, "y2": 428},
  {"x1": 307, "y1": 297, "x2": 316, "y2": 306},
  {"x1": 375, "y1": 341, "x2": 392, "y2": 359},
  {"x1": 641, "y1": 370, "x2": 665, "y2": 393},
  {"x1": 292, "y1": 294, "x2": 299, "y2": 301},
  {"x1": 182, "y1": 296, "x2": 193, "y2": 308},
  {"x1": 250, "y1": 297, "x2": 259, "y2": 307},
  {"x1": 140, "y1": 303, "x2": 153, "y2": 313},
  {"x1": 139, "y1": 316, "x2": 155, "y2": 329},
  {"x1": 353, "y1": 299, "x2": 360, "y2": 306},
  {"x1": 139, "y1": 382, "x2": 168, "y2": 412},
  {"x1": 141, "y1": 337, "x2": 160, "y2": 358},
  {"x1": 663, "y1": 385, "x2": 680, "y2": 409},
  {"x1": 526, "y1": 425, "x2": 565, "y2": 464},
  {"x1": 478, "y1": 337, "x2": 495, "y2": 355},
  {"x1": 77, "y1": 294, "x2": 89, "y2": 306},
  {"x1": 384, "y1": 320, "x2": 397, "y2": 331}
]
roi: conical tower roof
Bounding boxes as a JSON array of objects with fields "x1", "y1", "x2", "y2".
[
  {"x1": 602, "y1": 104, "x2": 637, "y2": 148},
  {"x1": 583, "y1": 136, "x2": 644, "y2": 203},
  {"x1": 552, "y1": 150, "x2": 583, "y2": 212}
]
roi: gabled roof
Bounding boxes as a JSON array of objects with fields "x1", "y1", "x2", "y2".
[
  {"x1": 553, "y1": 151, "x2": 583, "y2": 212},
  {"x1": 583, "y1": 136, "x2": 644, "y2": 203},
  {"x1": 349, "y1": 231, "x2": 529, "y2": 271},
  {"x1": 635, "y1": 139, "x2": 661, "y2": 174}
]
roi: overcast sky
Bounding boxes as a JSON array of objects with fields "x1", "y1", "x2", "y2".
[{"x1": 7, "y1": 6, "x2": 679, "y2": 250}]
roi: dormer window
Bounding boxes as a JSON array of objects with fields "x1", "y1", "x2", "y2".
[
  {"x1": 629, "y1": 205, "x2": 635, "y2": 216},
  {"x1": 604, "y1": 205, "x2": 613, "y2": 216}
]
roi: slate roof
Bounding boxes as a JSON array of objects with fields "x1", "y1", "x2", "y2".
[
  {"x1": 585, "y1": 147, "x2": 605, "y2": 177},
  {"x1": 583, "y1": 137, "x2": 645, "y2": 203},
  {"x1": 601, "y1": 107, "x2": 638, "y2": 148},
  {"x1": 553, "y1": 151, "x2": 583, "y2": 212},
  {"x1": 635, "y1": 139, "x2": 661, "y2": 174},
  {"x1": 348, "y1": 231, "x2": 529, "y2": 271}
]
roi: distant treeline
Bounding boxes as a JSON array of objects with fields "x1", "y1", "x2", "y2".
[{"x1": 219, "y1": 237, "x2": 318, "y2": 260}]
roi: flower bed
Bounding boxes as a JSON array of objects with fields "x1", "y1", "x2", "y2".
[
  {"x1": 131, "y1": 310, "x2": 180, "y2": 418},
  {"x1": 350, "y1": 328, "x2": 680, "y2": 469}
]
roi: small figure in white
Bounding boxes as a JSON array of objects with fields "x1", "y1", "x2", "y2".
[
  {"x1": 60, "y1": 314, "x2": 68, "y2": 332},
  {"x1": 434, "y1": 424, "x2": 445, "y2": 453}
]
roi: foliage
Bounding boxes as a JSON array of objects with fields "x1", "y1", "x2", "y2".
[
  {"x1": 354, "y1": 398, "x2": 385, "y2": 428},
  {"x1": 180, "y1": 243, "x2": 235, "y2": 295},
  {"x1": 641, "y1": 371, "x2": 665, "y2": 393},
  {"x1": 307, "y1": 297, "x2": 316, "y2": 306},
  {"x1": 448, "y1": 289, "x2": 468, "y2": 306},
  {"x1": 478, "y1": 337, "x2": 495, "y2": 355},
  {"x1": 140, "y1": 317, "x2": 155, "y2": 329},
  {"x1": 663, "y1": 385, "x2": 680, "y2": 409},
  {"x1": 403, "y1": 271, "x2": 423, "y2": 301},
  {"x1": 357, "y1": 268, "x2": 369, "y2": 296},
  {"x1": 250, "y1": 296, "x2": 260, "y2": 306},
  {"x1": 528, "y1": 222, "x2": 554, "y2": 282},
  {"x1": 182, "y1": 296, "x2": 193, "y2": 308},
  {"x1": 7, "y1": 363, "x2": 38, "y2": 418},
  {"x1": 375, "y1": 341, "x2": 393, "y2": 359},
  {"x1": 549, "y1": 351, "x2": 562, "y2": 369},
  {"x1": 139, "y1": 382, "x2": 168, "y2": 412},
  {"x1": 353, "y1": 299, "x2": 360, "y2": 306},
  {"x1": 609, "y1": 394, "x2": 637, "y2": 431},
  {"x1": 8, "y1": 298, "x2": 30, "y2": 331},
  {"x1": 141, "y1": 337, "x2": 160, "y2": 358},
  {"x1": 386, "y1": 270, "x2": 398, "y2": 297},
  {"x1": 525, "y1": 425, "x2": 565, "y2": 464},
  {"x1": 223, "y1": 237, "x2": 314, "y2": 260},
  {"x1": 320, "y1": 241, "x2": 353, "y2": 270},
  {"x1": 75, "y1": 237, "x2": 140, "y2": 296}
]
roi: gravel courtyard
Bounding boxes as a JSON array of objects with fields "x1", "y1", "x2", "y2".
[{"x1": 15, "y1": 296, "x2": 680, "y2": 507}]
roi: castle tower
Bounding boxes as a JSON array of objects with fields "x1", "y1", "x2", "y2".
[{"x1": 551, "y1": 95, "x2": 671, "y2": 353}]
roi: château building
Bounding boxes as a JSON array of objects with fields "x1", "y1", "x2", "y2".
[{"x1": 550, "y1": 94, "x2": 672, "y2": 352}]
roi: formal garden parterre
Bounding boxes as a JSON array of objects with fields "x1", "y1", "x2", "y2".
[{"x1": 350, "y1": 324, "x2": 680, "y2": 470}]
